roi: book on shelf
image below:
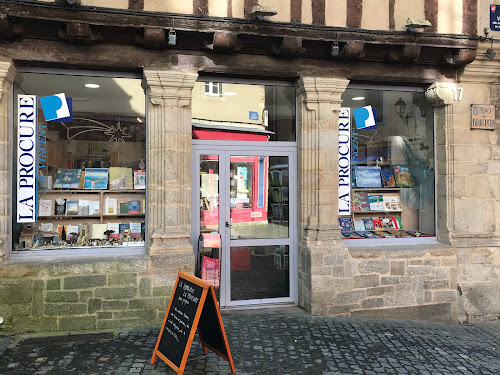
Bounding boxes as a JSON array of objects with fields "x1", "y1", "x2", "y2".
[
  {"x1": 393, "y1": 165, "x2": 416, "y2": 188},
  {"x1": 38, "y1": 199, "x2": 52, "y2": 216},
  {"x1": 272, "y1": 188, "x2": 281, "y2": 202},
  {"x1": 355, "y1": 166, "x2": 382, "y2": 188},
  {"x1": 54, "y1": 199, "x2": 66, "y2": 215},
  {"x1": 105, "y1": 198, "x2": 118, "y2": 215},
  {"x1": 380, "y1": 216, "x2": 394, "y2": 230},
  {"x1": 40, "y1": 222, "x2": 54, "y2": 232},
  {"x1": 66, "y1": 201, "x2": 79, "y2": 215},
  {"x1": 383, "y1": 195, "x2": 402, "y2": 211},
  {"x1": 352, "y1": 192, "x2": 370, "y2": 212},
  {"x1": 372, "y1": 218, "x2": 384, "y2": 231},
  {"x1": 53, "y1": 169, "x2": 82, "y2": 189},
  {"x1": 356, "y1": 231, "x2": 377, "y2": 238},
  {"x1": 133, "y1": 170, "x2": 146, "y2": 190},
  {"x1": 57, "y1": 225, "x2": 68, "y2": 240},
  {"x1": 362, "y1": 218, "x2": 375, "y2": 230},
  {"x1": 91, "y1": 223, "x2": 108, "y2": 240},
  {"x1": 282, "y1": 188, "x2": 289, "y2": 203},
  {"x1": 271, "y1": 170, "x2": 281, "y2": 186},
  {"x1": 341, "y1": 231, "x2": 363, "y2": 238},
  {"x1": 380, "y1": 167, "x2": 397, "y2": 188},
  {"x1": 353, "y1": 220, "x2": 365, "y2": 231},
  {"x1": 128, "y1": 200, "x2": 141, "y2": 214},
  {"x1": 338, "y1": 217, "x2": 353, "y2": 232},
  {"x1": 119, "y1": 223, "x2": 130, "y2": 235},
  {"x1": 107, "y1": 222, "x2": 120, "y2": 238},
  {"x1": 109, "y1": 167, "x2": 133, "y2": 190},
  {"x1": 141, "y1": 222, "x2": 145, "y2": 234},
  {"x1": 368, "y1": 194, "x2": 385, "y2": 211},
  {"x1": 119, "y1": 201, "x2": 129, "y2": 215},
  {"x1": 382, "y1": 231, "x2": 396, "y2": 238},
  {"x1": 405, "y1": 230, "x2": 433, "y2": 237},
  {"x1": 89, "y1": 201, "x2": 100, "y2": 215},
  {"x1": 67, "y1": 225, "x2": 80, "y2": 238},
  {"x1": 78, "y1": 200, "x2": 90, "y2": 215},
  {"x1": 83, "y1": 168, "x2": 109, "y2": 189},
  {"x1": 272, "y1": 204, "x2": 281, "y2": 220},
  {"x1": 390, "y1": 216, "x2": 402, "y2": 230},
  {"x1": 130, "y1": 222, "x2": 141, "y2": 234}
]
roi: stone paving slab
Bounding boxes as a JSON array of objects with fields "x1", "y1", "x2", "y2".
[{"x1": 1, "y1": 307, "x2": 500, "y2": 374}]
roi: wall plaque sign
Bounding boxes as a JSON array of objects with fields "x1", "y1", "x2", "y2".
[{"x1": 471, "y1": 104, "x2": 495, "y2": 130}]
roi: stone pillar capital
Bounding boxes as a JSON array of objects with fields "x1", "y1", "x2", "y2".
[
  {"x1": 296, "y1": 77, "x2": 349, "y2": 111},
  {"x1": 425, "y1": 82, "x2": 455, "y2": 107},
  {"x1": 143, "y1": 70, "x2": 198, "y2": 107},
  {"x1": 0, "y1": 60, "x2": 17, "y2": 101}
]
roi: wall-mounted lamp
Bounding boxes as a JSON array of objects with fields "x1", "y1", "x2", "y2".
[
  {"x1": 405, "y1": 18, "x2": 432, "y2": 32},
  {"x1": 168, "y1": 20, "x2": 176, "y2": 46},
  {"x1": 248, "y1": 5, "x2": 277, "y2": 20},
  {"x1": 394, "y1": 97, "x2": 413, "y2": 125},
  {"x1": 330, "y1": 42, "x2": 340, "y2": 57},
  {"x1": 483, "y1": 27, "x2": 496, "y2": 60}
]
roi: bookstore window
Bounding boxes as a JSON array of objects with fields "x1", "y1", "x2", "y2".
[
  {"x1": 13, "y1": 71, "x2": 146, "y2": 252},
  {"x1": 339, "y1": 86, "x2": 435, "y2": 241}
]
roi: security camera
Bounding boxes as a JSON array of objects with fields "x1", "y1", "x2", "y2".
[
  {"x1": 405, "y1": 18, "x2": 432, "y2": 32},
  {"x1": 485, "y1": 27, "x2": 492, "y2": 37}
]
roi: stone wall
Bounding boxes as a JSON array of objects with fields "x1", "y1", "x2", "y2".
[
  {"x1": 0, "y1": 255, "x2": 192, "y2": 334},
  {"x1": 302, "y1": 245, "x2": 458, "y2": 323}
]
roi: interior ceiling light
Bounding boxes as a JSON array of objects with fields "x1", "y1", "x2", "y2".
[
  {"x1": 137, "y1": 117, "x2": 143, "y2": 123},
  {"x1": 85, "y1": 83, "x2": 100, "y2": 88},
  {"x1": 352, "y1": 97, "x2": 365, "y2": 101}
]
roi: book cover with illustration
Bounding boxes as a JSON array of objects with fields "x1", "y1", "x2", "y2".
[
  {"x1": 38, "y1": 200, "x2": 52, "y2": 216},
  {"x1": 78, "y1": 200, "x2": 90, "y2": 215},
  {"x1": 362, "y1": 218, "x2": 375, "y2": 230},
  {"x1": 354, "y1": 166, "x2": 382, "y2": 188},
  {"x1": 128, "y1": 200, "x2": 141, "y2": 214},
  {"x1": 353, "y1": 220, "x2": 365, "y2": 231},
  {"x1": 380, "y1": 168, "x2": 397, "y2": 188},
  {"x1": 372, "y1": 218, "x2": 384, "y2": 230},
  {"x1": 105, "y1": 198, "x2": 118, "y2": 215},
  {"x1": 133, "y1": 170, "x2": 146, "y2": 190},
  {"x1": 341, "y1": 231, "x2": 363, "y2": 238},
  {"x1": 380, "y1": 216, "x2": 394, "y2": 230},
  {"x1": 106, "y1": 222, "x2": 120, "y2": 238},
  {"x1": 89, "y1": 201, "x2": 100, "y2": 215},
  {"x1": 109, "y1": 167, "x2": 133, "y2": 190},
  {"x1": 393, "y1": 165, "x2": 416, "y2": 187},
  {"x1": 66, "y1": 200, "x2": 79, "y2": 215},
  {"x1": 383, "y1": 195, "x2": 402, "y2": 211},
  {"x1": 53, "y1": 169, "x2": 82, "y2": 189},
  {"x1": 130, "y1": 222, "x2": 141, "y2": 234},
  {"x1": 54, "y1": 198, "x2": 66, "y2": 215},
  {"x1": 352, "y1": 192, "x2": 370, "y2": 212},
  {"x1": 368, "y1": 194, "x2": 385, "y2": 211},
  {"x1": 83, "y1": 168, "x2": 108, "y2": 189},
  {"x1": 338, "y1": 217, "x2": 353, "y2": 231},
  {"x1": 357, "y1": 231, "x2": 377, "y2": 238},
  {"x1": 119, "y1": 223, "x2": 130, "y2": 234}
]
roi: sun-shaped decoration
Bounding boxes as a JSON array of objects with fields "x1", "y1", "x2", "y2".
[{"x1": 104, "y1": 121, "x2": 132, "y2": 143}]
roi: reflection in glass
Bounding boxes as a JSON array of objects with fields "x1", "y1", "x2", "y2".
[
  {"x1": 229, "y1": 156, "x2": 288, "y2": 240},
  {"x1": 230, "y1": 245, "x2": 289, "y2": 301},
  {"x1": 192, "y1": 82, "x2": 295, "y2": 141},
  {"x1": 200, "y1": 155, "x2": 219, "y2": 233}
]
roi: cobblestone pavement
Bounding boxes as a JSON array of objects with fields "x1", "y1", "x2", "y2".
[{"x1": 1, "y1": 307, "x2": 500, "y2": 374}]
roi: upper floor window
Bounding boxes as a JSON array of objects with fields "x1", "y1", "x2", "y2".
[{"x1": 204, "y1": 82, "x2": 222, "y2": 96}]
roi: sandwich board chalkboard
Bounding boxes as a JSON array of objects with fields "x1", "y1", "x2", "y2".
[{"x1": 150, "y1": 272, "x2": 235, "y2": 375}]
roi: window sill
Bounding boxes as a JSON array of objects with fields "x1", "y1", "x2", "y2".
[
  {"x1": 8, "y1": 246, "x2": 146, "y2": 262},
  {"x1": 344, "y1": 236, "x2": 442, "y2": 249}
]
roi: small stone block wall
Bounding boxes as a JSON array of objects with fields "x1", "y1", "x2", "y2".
[{"x1": 0, "y1": 254, "x2": 193, "y2": 335}]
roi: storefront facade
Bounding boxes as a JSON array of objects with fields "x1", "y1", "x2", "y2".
[{"x1": 1, "y1": 0, "x2": 499, "y2": 334}]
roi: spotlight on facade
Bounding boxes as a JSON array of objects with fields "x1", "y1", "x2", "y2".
[
  {"x1": 168, "y1": 30, "x2": 177, "y2": 46},
  {"x1": 248, "y1": 5, "x2": 277, "y2": 20},
  {"x1": 487, "y1": 48, "x2": 496, "y2": 60},
  {"x1": 405, "y1": 18, "x2": 432, "y2": 32}
]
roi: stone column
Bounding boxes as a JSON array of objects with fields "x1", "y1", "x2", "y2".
[
  {"x1": 295, "y1": 77, "x2": 350, "y2": 314},
  {"x1": 142, "y1": 70, "x2": 198, "y2": 256},
  {"x1": 0, "y1": 60, "x2": 16, "y2": 263},
  {"x1": 425, "y1": 82, "x2": 455, "y2": 245}
]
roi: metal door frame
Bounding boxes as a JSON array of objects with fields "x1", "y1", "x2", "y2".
[{"x1": 192, "y1": 141, "x2": 297, "y2": 307}]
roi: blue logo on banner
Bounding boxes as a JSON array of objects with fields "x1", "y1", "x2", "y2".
[
  {"x1": 353, "y1": 106, "x2": 377, "y2": 130},
  {"x1": 491, "y1": 4, "x2": 500, "y2": 31},
  {"x1": 39, "y1": 93, "x2": 72, "y2": 122},
  {"x1": 249, "y1": 111, "x2": 259, "y2": 120}
]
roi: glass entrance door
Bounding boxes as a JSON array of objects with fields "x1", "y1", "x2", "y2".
[{"x1": 192, "y1": 144, "x2": 296, "y2": 307}]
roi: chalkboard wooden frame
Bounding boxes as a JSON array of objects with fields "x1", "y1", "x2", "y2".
[{"x1": 150, "y1": 272, "x2": 235, "y2": 375}]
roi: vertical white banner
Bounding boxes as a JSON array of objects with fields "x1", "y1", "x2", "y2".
[
  {"x1": 338, "y1": 107, "x2": 351, "y2": 215},
  {"x1": 17, "y1": 95, "x2": 37, "y2": 223}
]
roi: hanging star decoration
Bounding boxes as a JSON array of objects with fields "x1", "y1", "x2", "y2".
[{"x1": 104, "y1": 121, "x2": 132, "y2": 143}]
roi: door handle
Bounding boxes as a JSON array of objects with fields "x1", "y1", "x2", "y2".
[{"x1": 225, "y1": 222, "x2": 232, "y2": 228}]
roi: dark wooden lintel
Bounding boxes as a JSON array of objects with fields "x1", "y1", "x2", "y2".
[{"x1": 0, "y1": 0, "x2": 478, "y2": 67}]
